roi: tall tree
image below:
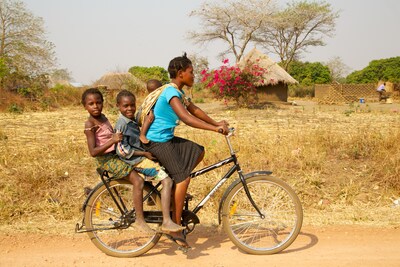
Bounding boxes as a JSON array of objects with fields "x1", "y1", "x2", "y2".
[
  {"x1": 259, "y1": 1, "x2": 339, "y2": 71},
  {"x1": 188, "y1": 0, "x2": 276, "y2": 63},
  {"x1": 0, "y1": 0, "x2": 56, "y2": 77},
  {"x1": 325, "y1": 56, "x2": 350, "y2": 83},
  {"x1": 188, "y1": 53, "x2": 209, "y2": 83}
]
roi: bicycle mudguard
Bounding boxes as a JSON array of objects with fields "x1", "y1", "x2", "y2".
[
  {"x1": 81, "y1": 180, "x2": 108, "y2": 212},
  {"x1": 217, "y1": 170, "x2": 272, "y2": 224}
]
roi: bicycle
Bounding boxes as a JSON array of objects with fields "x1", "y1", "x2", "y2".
[{"x1": 76, "y1": 128, "x2": 303, "y2": 257}]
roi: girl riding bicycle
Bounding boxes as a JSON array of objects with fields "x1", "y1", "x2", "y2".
[{"x1": 142, "y1": 53, "x2": 229, "y2": 247}]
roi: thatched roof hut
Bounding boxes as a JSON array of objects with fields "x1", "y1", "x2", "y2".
[
  {"x1": 92, "y1": 72, "x2": 146, "y2": 91},
  {"x1": 238, "y1": 48, "x2": 297, "y2": 102}
]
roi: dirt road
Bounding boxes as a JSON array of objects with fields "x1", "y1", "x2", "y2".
[{"x1": 1, "y1": 225, "x2": 399, "y2": 267}]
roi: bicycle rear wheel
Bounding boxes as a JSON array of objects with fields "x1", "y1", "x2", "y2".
[
  {"x1": 84, "y1": 179, "x2": 162, "y2": 257},
  {"x1": 222, "y1": 174, "x2": 303, "y2": 255}
]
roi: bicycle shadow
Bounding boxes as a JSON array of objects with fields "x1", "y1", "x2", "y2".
[
  {"x1": 143, "y1": 226, "x2": 318, "y2": 258},
  {"x1": 144, "y1": 224, "x2": 229, "y2": 258},
  {"x1": 279, "y1": 231, "x2": 318, "y2": 254}
]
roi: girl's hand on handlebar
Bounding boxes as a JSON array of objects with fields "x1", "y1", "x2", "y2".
[
  {"x1": 216, "y1": 120, "x2": 229, "y2": 127},
  {"x1": 217, "y1": 125, "x2": 229, "y2": 135}
]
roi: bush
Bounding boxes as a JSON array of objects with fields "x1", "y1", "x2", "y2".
[
  {"x1": 289, "y1": 85, "x2": 315, "y2": 98},
  {"x1": 7, "y1": 103, "x2": 23, "y2": 113},
  {"x1": 128, "y1": 66, "x2": 169, "y2": 84},
  {"x1": 200, "y1": 59, "x2": 267, "y2": 107}
]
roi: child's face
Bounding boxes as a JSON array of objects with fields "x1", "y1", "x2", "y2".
[
  {"x1": 118, "y1": 96, "x2": 136, "y2": 120},
  {"x1": 180, "y1": 65, "x2": 194, "y2": 87},
  {"x1": 84, "y1": 93, "x2": 103, "y2": 117}
]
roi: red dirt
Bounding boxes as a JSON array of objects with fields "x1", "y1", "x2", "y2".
[{"x1": 1, "y1": 225, "x2": 399, "y2": 267}]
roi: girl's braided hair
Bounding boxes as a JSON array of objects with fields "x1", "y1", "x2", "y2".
[
  {"x1": 81, "y1": 87, "x2": 103, "y2": 105},
  {"x1": 168, "y1": 52, "x2": 192, "y2": 79}
]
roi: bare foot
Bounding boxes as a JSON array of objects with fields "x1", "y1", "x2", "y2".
[
  {"x1": 140, "y1": 135, "x2": 150, "y2": 144},
  {"x1": 135, "y1": 221, "x2": 155, "y2": 234},
  {"x1": 161, "y1": 221, "x2": 186, "y2": 233}
]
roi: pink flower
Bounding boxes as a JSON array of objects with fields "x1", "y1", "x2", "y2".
[{"x1": 223, "y1": 58, "x2": 229, "y2": 64}]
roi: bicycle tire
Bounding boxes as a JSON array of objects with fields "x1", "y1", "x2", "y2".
[
  {"x1": 222, "y1": 174, "x2": 303, "y2": 255},
  {"x1": 84, "y1": 179, "x2": 162, "y2": 257}
]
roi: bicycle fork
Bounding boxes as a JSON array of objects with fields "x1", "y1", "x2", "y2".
[{"x1": 237, "y1": 168, "x2": 265, "y2": 219}]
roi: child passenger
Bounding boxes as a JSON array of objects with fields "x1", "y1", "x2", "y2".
[
  {"x1": 81, "y1": 88, "x2": 153, "y2": 233},
  {"x1": 114, "y1": 89, "x2": 185, "y2": 233},
  {"x1": 139, "y1": 79, "x2": 162, "y2": 145}
]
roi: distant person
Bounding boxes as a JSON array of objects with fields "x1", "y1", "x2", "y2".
[
  {"x1": 377, "y1": 82, "x2": 386, "y2": 101},
  {"x1": 81, "y1": 88, "x2": 153, "y2": 233},
  {"x1": 114, "y1": 89, "x2": 185, "y2": 233},
  {"x1": 139, "y1": 79, "x2": 163, "y2": 144}
]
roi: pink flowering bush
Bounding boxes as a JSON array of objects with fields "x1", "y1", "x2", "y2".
[{"x1": 200, "y1": 58, "x2": 267, "y2": 106}]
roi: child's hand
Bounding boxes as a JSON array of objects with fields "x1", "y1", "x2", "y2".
[
  {"x1": 144, "y1": 152, "x2": 156, "y2": 160},
  {"x1": 147, "y1": 110, "x2": 155, "y2": 123},
  {"x1": 112, "y1": 131, "x2": 123, "y2": 143}
]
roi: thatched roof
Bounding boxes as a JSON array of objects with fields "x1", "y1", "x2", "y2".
[
  {"x1": 238, "y1": 48, "x2": 298, "y2": 85},
  {"x1": 92, "y1": 72, "x2": 146, "y2": 90}
]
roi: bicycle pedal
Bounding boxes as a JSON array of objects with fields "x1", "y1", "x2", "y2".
[{"x1": 178, "y1": 246, "x2": 191, "y2": 253}]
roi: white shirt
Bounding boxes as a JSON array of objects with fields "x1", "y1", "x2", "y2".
[{"x1": 377, "y1": 84, "x2": 385, "y2": 92}]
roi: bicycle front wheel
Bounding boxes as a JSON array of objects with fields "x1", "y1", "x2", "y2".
[
  {"x1": 84, "y1": 179, "x2": 162, "y2": 257},
  {"x1": 222, "y1": 174, "x2": 303, "y2": 255}
]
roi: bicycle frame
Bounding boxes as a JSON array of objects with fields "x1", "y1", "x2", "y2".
[
  {"x1": 187, "y1": 132, "x2": 264, "y2": 218},
  {"x1": 147, "y1": 130, "x2": 265, "y2": 219}
]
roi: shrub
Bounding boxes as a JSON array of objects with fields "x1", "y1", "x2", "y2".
[
  {"x1": 200, "y1": 59, "x2": 267, "y2": 107},
  {"x1": 7, "y1": 103, "x2": 23, "y2": 113},
  {"x1": 289, "y1": 85, "x2": 315, "y2": 98}
]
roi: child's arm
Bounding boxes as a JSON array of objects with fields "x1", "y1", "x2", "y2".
[
  {"x1": 115, "y1": 122, "x2": 156, "y2": 161},
  {"x1": 84, "y1": 121, "x2": 122, "y2": 157},
  {"x1": 139, "y1": 110, "x2": 154, "y2": 144}
]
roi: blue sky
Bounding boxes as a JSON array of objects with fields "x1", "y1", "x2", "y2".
[{"x1": 23, "y1": 0, "x2": 399, "y2": 84}]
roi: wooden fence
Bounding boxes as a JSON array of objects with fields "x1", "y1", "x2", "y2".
[{"x1": 315, "y1": 83, "x2": 399, "y2": 104}]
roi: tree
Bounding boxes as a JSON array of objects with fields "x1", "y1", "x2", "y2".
[
  {"x1": 128, "y1": 66, "x2": 169, "y2": 84},
  {"x1": 346, "y1": 57, "x2": 400, "y2": 84},
  {"x1": 259, "y1": 1, "x2": 339, "y2": 71},
  {"x1": 189, "y1": 53, "x2": 209, "y2": 83},
  {"x1": 325, "y1": 56, "x2": 350, "y2": 83},
  {"x1": 0, "y1": 0, "x2": 56, "y2": 77},
  {"x1": 50, "y1": 68, "x2": 73, "y2": 84},
  {"x1": 287, "y1": 61, "x2": 331, "y2": 86},
  {"x1": 188, "y1": 0, "x2": 276, "y2": 63}
]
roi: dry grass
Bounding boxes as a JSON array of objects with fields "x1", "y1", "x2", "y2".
[{"x1": 1, "y1": 99, "x2": 400, "y2": 234}]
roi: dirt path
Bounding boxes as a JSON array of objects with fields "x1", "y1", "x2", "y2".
[{"x1": 1, "y1": 225, "x2": 399, "y2": 267}]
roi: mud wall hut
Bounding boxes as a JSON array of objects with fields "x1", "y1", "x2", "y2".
[{"x1": 238, "y1": 48, "x2": 298, "y2": 102}]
